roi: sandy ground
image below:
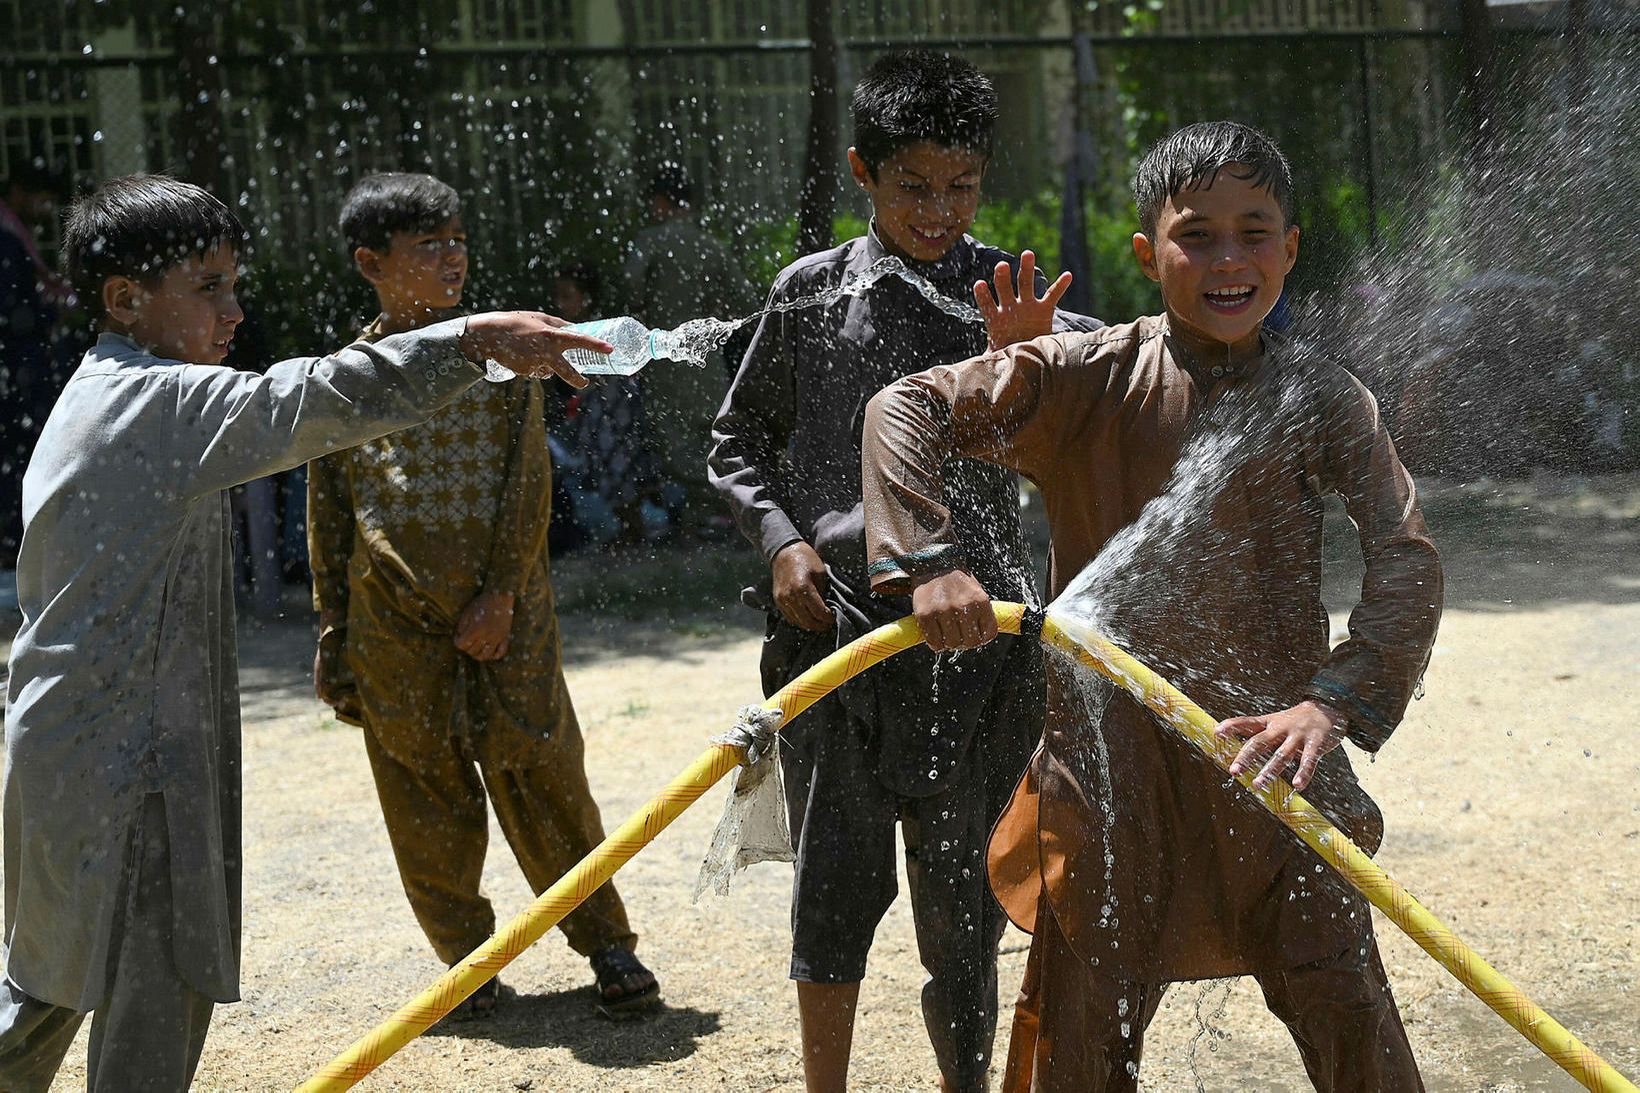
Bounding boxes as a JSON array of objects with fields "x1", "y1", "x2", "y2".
[{"x1": 12, "y1": 474, "x2": 1640, "y2": 1091}]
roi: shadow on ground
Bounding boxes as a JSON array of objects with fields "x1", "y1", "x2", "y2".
[
  {"x1": 1320, "y1": 473, "x2": 1640, "y2": 613},
  {"x1": 221, "y1": 537, "x2": 768, "y2": 677},
  {"x1": 10, "y1": 473, "x2": 1636, "y2": 670},
  {"x1": 424, "y1": 986, "x2": 722, "y2": 1069}
]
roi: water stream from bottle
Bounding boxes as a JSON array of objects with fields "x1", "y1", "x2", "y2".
[{"x1": 485, "y1": 255, "x2": 984, "y2": 381}]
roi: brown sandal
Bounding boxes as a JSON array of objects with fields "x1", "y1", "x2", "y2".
[
  {"x1": 590, "y1": 946, "x2": 660, "y2": 1019},
  {"x1": 452, "y1": 975, "x2": 503, "y2": 1021}
]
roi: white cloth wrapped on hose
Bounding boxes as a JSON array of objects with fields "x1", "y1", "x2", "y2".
[{"x1": 693, "y1": 705, "x2": 792, "y2": 901}]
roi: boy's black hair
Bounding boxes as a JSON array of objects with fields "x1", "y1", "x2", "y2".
[
  {"x1": 648, "y1": 163, "x2": 693, "y2": 208},
  {"x1": 850, "y1": 50, "x2": 998, "y2": 178},
  {"x1": 555, "y1": 260, "x2": 601, "y2": 303},
  {"x1": 339, "y1": 172, "x2": 460, "y2": 253},
  {"x1": 1131, "y1": 121, "x2": 1294, "y2": 238},
  {"x1": 61, "y1": 174, "x2": 247, "y2": 317}
]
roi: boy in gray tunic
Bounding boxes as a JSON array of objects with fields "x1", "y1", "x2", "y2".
[{"x1": 0, "y1": 175, "x2": 606, "y2": 1091}]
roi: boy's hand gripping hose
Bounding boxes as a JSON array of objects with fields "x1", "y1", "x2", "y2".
[{"x1": 299, "y1": 602, "x2": 1636, "y2": 1092}]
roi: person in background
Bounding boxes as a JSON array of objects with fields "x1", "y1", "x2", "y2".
[
  {"x1": 548, "y1": 261, "x2": 662, "y2": 549},
  {"x1": 624, "y1": 164, "x2": 758, "y2": 535},
  {"x1": 0, "y1": 161, "x2": 75, "y2": 582}
]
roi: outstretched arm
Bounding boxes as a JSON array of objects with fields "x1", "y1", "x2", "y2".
[{"x1": 173, "y1": 313, "x2": 610, "y2": 499}]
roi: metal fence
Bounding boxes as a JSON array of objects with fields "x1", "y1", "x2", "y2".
[{"x1": 0, "y1": 4, "x2": 1621, "y2": 339}]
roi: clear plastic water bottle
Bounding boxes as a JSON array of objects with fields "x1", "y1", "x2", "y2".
[{"x1": 484, "y1": 316, "x2": 673, "y2": 382}]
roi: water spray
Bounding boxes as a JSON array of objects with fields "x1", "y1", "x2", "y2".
[
  {"x1": 298, "y1": 603, "x2": 1635, "y2": 1092},
  {"x1": 482, "y1": 255, "x2": 985, "y2": 381}
]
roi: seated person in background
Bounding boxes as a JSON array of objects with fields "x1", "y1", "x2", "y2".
[{"x1": 548, "y1": 261, "x2": 662, "y2": 549}]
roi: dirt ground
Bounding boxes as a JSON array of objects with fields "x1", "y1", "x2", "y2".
[{"x1": 14, "y1": 474, "x2": 1640, "y2": 1091}]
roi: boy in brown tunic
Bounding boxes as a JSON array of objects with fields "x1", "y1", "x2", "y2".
[
  {"x1": 309, "y1": 173, "x2": 657, "y2": 1017},
  {"x1": 862, "y1": 124, "x2": 1441, "y2": 1090}
]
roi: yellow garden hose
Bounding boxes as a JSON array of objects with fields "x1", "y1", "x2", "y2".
[{"x1": 299, "y1": 602, "x2": 1635, "y2": 1092}]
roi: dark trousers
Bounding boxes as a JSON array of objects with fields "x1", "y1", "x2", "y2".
[
  {"x1": 1003, "y1": 896, "x2": 1424, "y2": 1092},
  {"x1": 782, "y1": 693, "x2": 1033, "y2": 1092}
]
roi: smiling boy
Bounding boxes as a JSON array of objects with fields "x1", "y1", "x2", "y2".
[
  {"x1": 307, "y1": 173, "x2": 657, "y2": 1020},
  {"x1": 0, "y1": 174, "x2": 603, "y2": 1090},
  {"x1": 862, "y1": 122, "x2": 1442, "y2": 1091},
  {"x1": 709, "y1": 50, "x2": 1098, "y2": 1093}
]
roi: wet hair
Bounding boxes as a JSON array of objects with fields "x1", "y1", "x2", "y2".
[
  {"x1": 1131, "y1": 121, "x2": 1294, "y2": 238},
  {"x1": 339, "y1": 172, "x2": 461, "y2": 253},
  {"x1": 648, "y1": 163, "x2": 693, "y2": 208},
  {"x1": 850, "y1": 50, "x2": 998, "y2": 178},
  {"x1": 61, "y1": 174, "x2": 247, "y2": 318}
]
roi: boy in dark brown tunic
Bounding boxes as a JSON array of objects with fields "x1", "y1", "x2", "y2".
[
  {"x1": 309, "y1": 174, "x2": 656, "y2": 1018},
  {"x1": 710, "y1": 52, "x2": 1098, "y2": 1092},
  {"x1": 862, "y1": 123, "x2": 1441, "y2": 1091}
]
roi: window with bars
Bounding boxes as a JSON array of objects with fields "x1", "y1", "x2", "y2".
[
  {"x1": 469, "y1": 0, "x2": 577, "y2": 43},
  {"x1": 1077, "y1": 0, "x2": 1432, "y2": 34}
]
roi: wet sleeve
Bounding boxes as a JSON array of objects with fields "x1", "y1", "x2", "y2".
[
  {"x1": 707, "y1": 281, "x2": 803, "y2": 563},
  {"x1": 1306, "y1": 372, "x2": 1444, "y2": 752},
  {"x1": 484, "y1": 378, "x2": 551, "y2": 598},
  {"x1": 862, "y1": 334, "x2": 1075, "y2": 594},
  {"x1": 165, "y1": 317, "x2": 481, "y2": 499},
  {"x1": 306, "y1": 452, "x2": 355, "y2": 617}
]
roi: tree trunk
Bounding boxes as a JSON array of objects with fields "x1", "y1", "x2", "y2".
[
  {"x1": 1565, "y1": 0, "x2": 1589, "y2": 117},
  {"x1": 797, "y1": 0, "x2": 839, "y2": 256},
  {"x1": 172, "y1": 7, "x2": 229, "y2": 197},
  {"x1": 1457, "y1": 0, "x2": 1496, "y2": 161}
]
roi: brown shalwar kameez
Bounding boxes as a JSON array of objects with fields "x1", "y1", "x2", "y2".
[
  {"x1": 308, "y1": 315, "x2": 634, "y2": 966},
  {"x1": 862, "y1": 316, "x2": 1442, "y2": 1091}
]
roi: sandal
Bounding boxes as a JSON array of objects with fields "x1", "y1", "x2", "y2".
[
  {"x1": 590, "y1": 945, "x2": 660, "y2": 1019},
  {"x1": 452, "y1": 975, "x2": 503, "y2": 1021}
]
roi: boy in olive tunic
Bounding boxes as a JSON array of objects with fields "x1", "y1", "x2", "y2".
[
  {"x1": 309, "y1": 174, "x2": 657, "y2": 1017},
  {"x1": 0, "y1": 174, "x2": 606, "y2": 1090}
]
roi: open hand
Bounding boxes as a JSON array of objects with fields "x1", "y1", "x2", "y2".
[
  {"x1": 454, "y1": 589, "x2": 517, "y2": 661},
  {"x1": 912, "y1": 569, "x2": 996, "y2": 652},
  {"x1": 772, "y1": 541, "x2": 832, "y2": 633},
  {"x1": 974, "y1": 250, "x2": 1072, "y2": 351},
  {"x1": 459, "y1": 311, "x2": 613, "y2": 388},
  {"x1": 1214, "y1": 700, "x2": 1348, "y2": 792}
]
